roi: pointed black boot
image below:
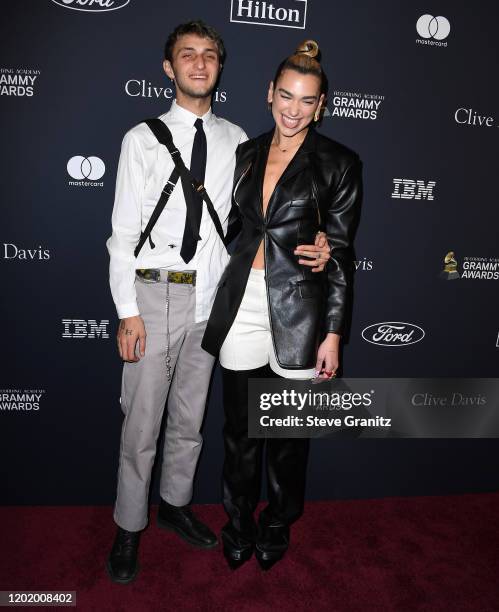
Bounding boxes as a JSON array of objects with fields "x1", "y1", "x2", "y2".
[
  {"x1": 221, "y1": 521, "x2": 256, "y2": 570},
  {"x1": 220, "y1": 366, "x2": 270, "y2": 569},
  {"x1": 255, "y1": 515, "x2": 289, "y2": 571},
  {"x1": 255, "y1": 436, "x2": 310, "y2": 570}
]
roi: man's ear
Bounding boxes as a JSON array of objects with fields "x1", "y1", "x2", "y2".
[
  {"x1": 163, "y1": 59, "x2": 175, "y2": 80},
  {"x1": 267, "y1": 81, "x2": 274, "y2": 104}
]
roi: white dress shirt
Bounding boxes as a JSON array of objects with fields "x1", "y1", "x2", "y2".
[{"x1": 106, "y1": 100, "x2": 248, "y2": 321}]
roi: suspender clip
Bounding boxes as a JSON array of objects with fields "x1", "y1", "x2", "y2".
[
  {"x1": 162, "y1": 180, "x2": 176, "y2": 196},
  {"x1": 192, "y1": 180, "x2": 205, "y2": 194}
]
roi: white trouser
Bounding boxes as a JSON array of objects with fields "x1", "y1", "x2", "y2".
[{"x1": 219, "y1": 268, "x2": 315, "y2": 379}]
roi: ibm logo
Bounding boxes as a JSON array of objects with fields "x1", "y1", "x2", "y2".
[
  {"x1": 391, "y1": 179, "x2": 436, "y2": 200},
  {"x1": 62, "y1": 319, "x2": 110, "y2": 339},
  {"x1": 230, "y1": 0, "x2": 307, "y2": 29}
]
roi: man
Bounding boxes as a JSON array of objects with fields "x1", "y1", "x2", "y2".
[{"x1": 106, "y1": 20, "x2": 329, "y2": 584}]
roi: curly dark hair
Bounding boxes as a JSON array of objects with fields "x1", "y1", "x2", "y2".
[{"x1": 164, "y1": 20, "x2": 226, "y2": 65}]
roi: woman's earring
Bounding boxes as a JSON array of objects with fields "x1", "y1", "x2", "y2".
[{"x1": 268, "y1": 102, "x2": 272, "y2": 111}]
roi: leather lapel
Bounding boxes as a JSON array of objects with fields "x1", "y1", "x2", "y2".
[
  {"x1": 274, "y1": 126, "x2": 317, "y2": 190},
  {"x1": 237, "y1": 130, "x2": 272, "y2": 220},
  {"x1": 274, "y1": 149, "x2": 310, "y2": 191},
  {"x1": 233, "y1": 140, "x2": 259, "y2": 209},
  {"x1": 239, "y1": 128, "x2": 318, "y2": 219},
  {"x1": 255, "y1": 134, "x2": 272, "y2": 219},
  {"x1": 265, "y1": 127, "x2": 317, "y2": 219}
]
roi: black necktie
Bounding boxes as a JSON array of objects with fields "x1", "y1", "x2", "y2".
[{"x1": 180, "y1": 118, "x2": 206, "y2": 263}]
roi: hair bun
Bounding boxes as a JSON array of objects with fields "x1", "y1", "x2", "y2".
[{"x1": 295, "y1": 39, "x2": 319, "y2": 59}]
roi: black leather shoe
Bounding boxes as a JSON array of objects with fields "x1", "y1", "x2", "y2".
[
  {"x1": 221, "y1": 522, "x2": 255, "y2": 570},
  {"x1": 157, "y1": 499, "x2": 218, "y2": 549},
  {"x1": 106, "y1": 527, "x2": 140, "y2": 584},
  {"x1": 255, "y1": 519, "x2": 289, "y2": 571}
]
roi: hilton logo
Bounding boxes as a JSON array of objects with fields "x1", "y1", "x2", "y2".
[
  {"x1": 230, "y1": 0, "x2": 307, "y2": 29},
  {"x1": 391, "y1": 179, "x2": 436, "y2": 200},
  {"x1": 62, "y1": 319, "x2": 110, "y2": 339}
]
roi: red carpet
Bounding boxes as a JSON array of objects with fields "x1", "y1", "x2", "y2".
[{"x1": 1, "y1": 495, "x2": 499, "y2": 611}]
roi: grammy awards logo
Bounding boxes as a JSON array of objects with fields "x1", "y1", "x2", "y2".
[
  {"x1": 0, "y1": 389, "x2": 45, "y2": 411},
  {"x1": 323, "y1": 90, "x2": 385, "y2": 121},
  {"x1": 0, "y1": 67, "x2": 40, "y2": 97},
  {"x1": 440, "y1": 251, "x2": 460, "y2": 280},
  {"x1": 439, "y1": 251, "x2": 499, "y2": 281}
]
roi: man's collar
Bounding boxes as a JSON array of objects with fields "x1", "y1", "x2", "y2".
[{"x1": 170, "y1": 99, "x2": 214, "y2": 129}]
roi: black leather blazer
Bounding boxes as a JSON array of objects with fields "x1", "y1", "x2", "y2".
[{"x1": 201, "y1": 126, "x2": 362, "y2": 369}]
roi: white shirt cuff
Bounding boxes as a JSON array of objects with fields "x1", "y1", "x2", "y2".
[{"x1": 116, "y1": 302, "x2": 140, "y2": 319}]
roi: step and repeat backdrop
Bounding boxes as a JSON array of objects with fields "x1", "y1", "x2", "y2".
[{"x1": 2, "y1": 0, "x2": 498, "y2": 504}]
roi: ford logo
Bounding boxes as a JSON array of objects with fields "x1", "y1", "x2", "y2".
[
  {"x1": 361, "y1": 322, "x2": 425, "y2": 347},
  {"x1": 50, "y1": 0, "x2": 130, "y2": 12}
]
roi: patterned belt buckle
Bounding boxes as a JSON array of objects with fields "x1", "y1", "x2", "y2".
[
  {"x1": 167, "y1": 271, "x2": 196, "y2": 286},
  {"x1": 136, "y1": 268, "x2": 160, "y2": 282}
]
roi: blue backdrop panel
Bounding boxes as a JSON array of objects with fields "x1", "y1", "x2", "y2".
[{"x1": 1, "y1": 0, "x2": 498, "y2": 504}]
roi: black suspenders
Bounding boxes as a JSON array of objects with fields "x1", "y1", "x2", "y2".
[{"x1": 134, "y1": 118, "x2": 228, "y2": 258}]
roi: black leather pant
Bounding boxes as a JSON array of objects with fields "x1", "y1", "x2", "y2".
[{"x1": 221, "y1": 365, "x2": 310, "y2": 545}]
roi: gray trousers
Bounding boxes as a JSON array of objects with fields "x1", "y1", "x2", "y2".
[{"x1": 114, "y1": 275, "x2": 216, "y2": 532}]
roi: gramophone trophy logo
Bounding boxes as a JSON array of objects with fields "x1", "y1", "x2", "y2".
[{"x1": 440, "y1": 251, "x2": 460, "y2": 280}]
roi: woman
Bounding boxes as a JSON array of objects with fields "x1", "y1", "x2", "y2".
[{"x1": 202, "y1": 41, "x2": 362, "y2": 569}]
